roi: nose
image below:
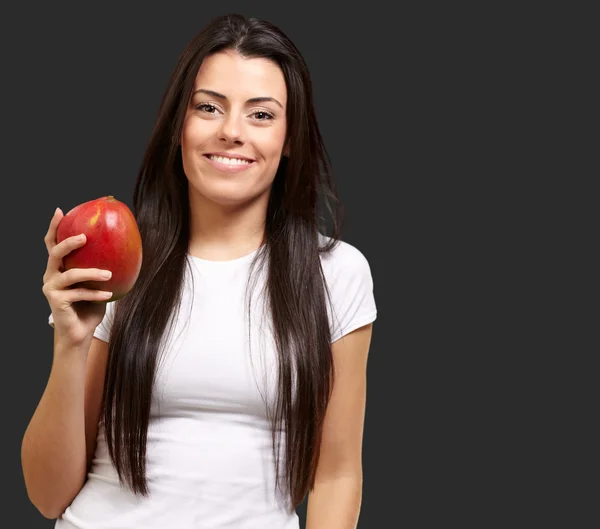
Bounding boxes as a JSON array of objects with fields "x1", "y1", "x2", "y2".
[{"x1": 218, "y1": 112, "x2": 244, "y2": 145}]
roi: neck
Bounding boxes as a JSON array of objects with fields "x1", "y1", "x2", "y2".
[{"x1": 188, "y1": 191, "x2": 269, "y2": 261}]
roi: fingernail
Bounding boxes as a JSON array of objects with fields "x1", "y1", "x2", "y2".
[{"x1": 101, "y1": 271, "x2": 112, "y2": 279}]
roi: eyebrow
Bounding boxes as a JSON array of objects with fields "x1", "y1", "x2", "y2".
[{"x1": 192, "y1": 88, "x2": 284, "y2": 109}]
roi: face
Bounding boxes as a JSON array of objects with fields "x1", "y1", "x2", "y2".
[{"x1": 181, "y1": 50, "x2": 288, "y2": 208}]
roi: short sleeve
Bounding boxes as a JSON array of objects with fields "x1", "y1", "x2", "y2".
[
  {"x1": 47, "y1": 300, "x2": 117, "y2": 343},
  {"x1": 322, "y1": 241, "x2": 378, "y2": 344}
]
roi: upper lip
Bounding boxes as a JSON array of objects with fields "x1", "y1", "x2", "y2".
[{"x1": 204, "y1": 152, "x2": 255, "y2": 162}]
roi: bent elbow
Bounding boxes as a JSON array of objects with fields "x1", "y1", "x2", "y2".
[{"x1": 25, "y1": 486, "x2": 68, "y2": 520}]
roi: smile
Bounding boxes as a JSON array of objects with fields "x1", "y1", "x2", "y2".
[{"x1": 203, "y1": 154, "x2": 256, "y2": 173}]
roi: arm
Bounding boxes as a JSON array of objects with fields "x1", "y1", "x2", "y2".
[
  {"x1": 305, "y1": 323, "x2": 373, "y2": 529},
  {"x1": 21, "y1": 335, "x2": 109, "y2": 519}
]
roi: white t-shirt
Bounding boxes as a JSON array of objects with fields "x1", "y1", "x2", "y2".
[{"x1": 48, "y1": 236, "x2": 377, "y2": 529}]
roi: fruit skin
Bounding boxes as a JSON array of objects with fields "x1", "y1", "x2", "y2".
[{"x1": 56, "y1": 195, "x2": 143, "y2": 302}]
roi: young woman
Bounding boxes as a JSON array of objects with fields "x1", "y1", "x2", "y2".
[{"x1": 22, "y1": 13, "x2": 377, "y2": 529}]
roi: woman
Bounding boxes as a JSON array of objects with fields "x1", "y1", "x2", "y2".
[{"x1": 22, "y1": 13, "x2": 377, "y2": 529}]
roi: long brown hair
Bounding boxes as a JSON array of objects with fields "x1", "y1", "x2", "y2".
[{"x1": 103, "y1": 13, "x2": 344, "y2": 508}]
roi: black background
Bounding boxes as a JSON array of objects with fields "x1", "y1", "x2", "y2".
[{"x1": 0, "y1": 2, "x2": 539, "y2": 528}]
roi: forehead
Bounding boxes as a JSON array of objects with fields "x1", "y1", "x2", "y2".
[{"x1": 193, "y1": 51, "x2": 287, "y2": 106}]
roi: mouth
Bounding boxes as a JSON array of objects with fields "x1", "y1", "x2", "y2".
[
  {"x1": 203, "y1": 153, "x2": 256, "y2": 173},
  {"x1": 204, "y1": 153, "x2": 255, "y2": 163}
]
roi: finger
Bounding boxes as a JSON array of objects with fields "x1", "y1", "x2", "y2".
[
  {"x1": 56, "y1": 268, "x2": 112, "y2": 290},
  {"x1": 44, "y1": 283, "x2": 112, "y2": 307},
  {"x1": 44, "y1": 207, "x2": 64, "y2": 253},
  {"x1": 61, "y1": 288, "x2": 113, "y2": 304},
  {"x1": 47, "y1": 233, "x2": 88, "y2": 274}
]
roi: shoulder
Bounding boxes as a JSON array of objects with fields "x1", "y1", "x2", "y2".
[
  {"x1": 318, "y1": 233, "x2": 374, "y2": 284},
  {"x1": 93, "y1": 300, "x2": 118, "y2": 342},
  {"x1": 317, "y1": 233, "x2": 377, "y2": 343}
]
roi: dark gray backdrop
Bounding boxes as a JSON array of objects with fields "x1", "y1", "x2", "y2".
[{"x1": 0, "y1": 2, "x2": 495, "y2": 528}]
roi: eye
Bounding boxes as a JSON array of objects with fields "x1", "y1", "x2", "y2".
[
  {"x1": 195, "y1": 103, "x2": 219, "y2": 114},
  {"x1": 251, "y1": 111, "x2": 274, "y2": 121}
]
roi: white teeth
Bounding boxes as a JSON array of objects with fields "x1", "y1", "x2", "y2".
[{"x1": 208, "y1": 155, "x2": 251, "y2": 165}]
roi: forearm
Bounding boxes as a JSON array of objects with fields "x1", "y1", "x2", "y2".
[
  {"x1": 305, "y1": 475, "x2": 362, "y2": 529},
  {"x1": 21, "y1": 338, "x2": 90, "y2": 518}
]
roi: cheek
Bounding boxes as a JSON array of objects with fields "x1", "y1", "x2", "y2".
[
  {"x1": 181, "y1": 118, "x2": 210, "y2": 152},
  {"x1": 262, "y1": 128, "x2": 287, "y2": 159}
]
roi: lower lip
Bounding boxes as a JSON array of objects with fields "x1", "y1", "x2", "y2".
[{"x1": 203, "y1": 155, "x2": 255, "y2": 173}]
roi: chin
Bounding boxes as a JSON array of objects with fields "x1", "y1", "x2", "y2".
[
  {"x1": 196, "y1": 186, "x2": 265, "y2": 208},
  {"x1": 188, "y1": 170, "x2": 274, "y2": 206}
]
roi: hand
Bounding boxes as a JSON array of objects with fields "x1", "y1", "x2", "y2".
[{"x1": 42, "y1": 208, "x2": 114, "y2": 346}]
